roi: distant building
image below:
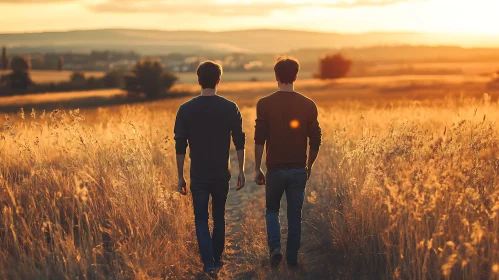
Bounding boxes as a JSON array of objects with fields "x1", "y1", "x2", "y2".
[
  {"x1": 244, "y1": 61, "x2": 264, "y2": 71},
  {"x1": 109, "y1": 60, "x2": 137, "y2": 71}
]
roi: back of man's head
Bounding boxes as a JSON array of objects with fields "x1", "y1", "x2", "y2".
[
  {"x1": 197, "y1": 61, "x2": 223, "y2": 89},
  {"x1": 274, "y1": 56, "x2": 300, "y2": 84}
]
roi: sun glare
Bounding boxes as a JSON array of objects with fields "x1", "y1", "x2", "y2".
[
  {"x1": 0, "y1": 0, "x2": 499, "y2": 37},
  {"x1": 420, "y1": 0, "x2": 499, "y2": 35}
]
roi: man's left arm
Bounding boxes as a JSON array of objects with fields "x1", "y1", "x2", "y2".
[
  {"x1": 231, "y1": 104, "x2": 246, "y2": 190},
  {"x1": 307, "y1": 103, "x2": 322, "y2": 180},
  {"x1": 236, "y1": 150, "x2": 246, "y2": 191}
]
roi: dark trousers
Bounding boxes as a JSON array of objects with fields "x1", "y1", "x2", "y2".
[
  {"x1": 190, "y1": 181, "x2": 229, "y2": 272},
  {"x1": 265, "y1": 168, "x2": 307, "y2": 266}
]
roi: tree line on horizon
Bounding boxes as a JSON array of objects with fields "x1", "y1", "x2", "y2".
[
  {"x1": 0, "y1": 46, "x2": 180, "y2": 99},
  {"x1": 1, "y1": 45, "x2": 357, "y2": 98}
]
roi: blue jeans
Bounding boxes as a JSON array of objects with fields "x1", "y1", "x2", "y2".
[
  {"x1": 190, "y1": 181, "x2": 229, "y2": 272},
  {"x1": 265, "y1": 168, "x2": 307, "y2": 266}
]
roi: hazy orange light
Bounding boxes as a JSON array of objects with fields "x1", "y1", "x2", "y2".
[
  {"x1": 0, "y1": 0, "x2": 499, "y2": 38},
  {"x1": 290, "y1": 120, "x2": 300, "y2": 129},
  {"x1": 493, "y1": 264, "x2": 499, "y2": 274}
]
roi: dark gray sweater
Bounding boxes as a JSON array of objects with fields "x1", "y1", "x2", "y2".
[{"x1": 174, "y1": 95, "x2": 246, "y2": 183}]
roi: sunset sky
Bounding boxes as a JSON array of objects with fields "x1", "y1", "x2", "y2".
[{"x1": 0, "y1": 0, "x2": 498, "y2": 35}]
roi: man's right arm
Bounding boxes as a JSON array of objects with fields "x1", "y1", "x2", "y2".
[
  {"x1": 254, "y1": 100, "x2": 267, "y2": 185},
  {"x1": 174, "y1": 107, "x2": 188, "y2": 195},
  {"x1": 176, "y1": 154, "x2": 187, "y2": 195}
]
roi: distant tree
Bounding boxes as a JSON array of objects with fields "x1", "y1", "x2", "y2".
[
  {"x1": 316, "y1": 54, "x2": 352, "y2": 80},
  {"x1": 1, "y1": 46, "x2": 8, "y2": 70},
  {"x1": 70, "y1": 71, "x2": 86, "y2": 84},
  {"x1": 6, "y1": 56, "x2": 33, "y2": 90},
  {"x1": 486, "y1": 70, "x2": 499, "y2": 89},
  {"x1": 125, "y1": 59, "x2": 177, "y2": 99},
  {"x1": 58, "y1": 56, "x2": 64, "y2": 71},
  {"x1": 100, "y1": 70, "x2": 124, "y2": 88},
  {"x1": 11, "y1": 56, "x2": 31, "y2": 72},
  {"x1": 0, "y1": 74, "x2": 8, "y2": 89},
  {"x1": 489, "y1": 70, "x2": 499, "y2": 86}
]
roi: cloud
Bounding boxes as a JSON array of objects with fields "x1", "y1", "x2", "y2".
[
  {"x1": 323, "y1": 0, "x2": 416, "y2": 8},
  {"x1": 89, "y1": 0, "x2": 283, "y2": 16},
  {"x1": 88, "y1": 0, "x2": 416, "y2": 16}
]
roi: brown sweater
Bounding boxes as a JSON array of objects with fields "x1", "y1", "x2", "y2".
[{"x1": 255, "y1": 91, "x2": 322, "y2": 170}]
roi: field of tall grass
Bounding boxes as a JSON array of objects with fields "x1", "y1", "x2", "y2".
[
  {"x1": 1, "y1": 91, "x2": 498, "y2": 279},
  {"x1": 0, "y1": 108, "x2": 197, "y2": 278},
  {"x1": 307, "y1": 94, "x2": 499, "y2": 279}
]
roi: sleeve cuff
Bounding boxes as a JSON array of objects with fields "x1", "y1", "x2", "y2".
[
  {"x1": 309, "y1": 140, "x2": 321, "y2": 151},
  {"x1": 175, "y1": 148, "x2": 187, "y2": 155},
  {"x1": 175, "y1": 138, "x2": 188, "y2": 155},
  {"x1": 234, "y1": 135, "x2": 246, "y2": 151},
  {"x1": 255, "y1": 140, "x2": 266, "y2": 145},
  {"x1": 254, "y1": 134, "x2": 266, "y2": 145}
]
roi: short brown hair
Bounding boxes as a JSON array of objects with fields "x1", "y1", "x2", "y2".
[
  {"x1": 197, "y1": 61, "x2": 223, "y2": 89},
  {"x1": 274, "y1": 56, "x2": 300, "y2": 84}
]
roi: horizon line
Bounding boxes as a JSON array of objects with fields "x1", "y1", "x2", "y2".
[{"x1": 0, "y1": 27, "x2": 495, "y2": 37}]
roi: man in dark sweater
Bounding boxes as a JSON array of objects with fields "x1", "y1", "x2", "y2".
[
  {"x1": 254, "y1": 57, "x2": 322, "y2": 268},
  {"x1": 175, "y1": 61, "x2": 246, "y2": 278}
]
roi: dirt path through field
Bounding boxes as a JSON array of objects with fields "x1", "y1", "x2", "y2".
[
  {"x1": 208, "y1": 149, "x2": 319, "y2": 280},
  {"x1": 221, "y1": 180, "x2": 264, "y2": 279},
  {"x1": 217, "y1": 151, "x2": 265, "y2": 279}
]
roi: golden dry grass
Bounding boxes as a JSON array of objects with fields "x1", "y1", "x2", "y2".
[
  {"x1": 1, "y1": 80, "x2": 499, "y2": 279},
  {"x1": 306, "y1": 95, "x2": 499, "y2": 279},
  {"x1": 0, "y1": 107, "x2": 199, "y2": 278}
]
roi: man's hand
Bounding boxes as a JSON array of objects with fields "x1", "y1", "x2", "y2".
[
  {"x1": 177, "y1": 178, "x2": 187, "y2": 196},
  {"x1": 236, "y1": 172, "x2": 246, "y2": 191},
  {"x1": 307, "y1": 149, "x2": 319, "y2": 181},
  {"x1": 255, "y1": 169, "x2": 266, "y2": 185}
]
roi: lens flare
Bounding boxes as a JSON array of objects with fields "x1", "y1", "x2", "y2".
[
  {"x1": 290, "y1": 120, "x2": 300, "y2": 129},
  {"x1": 493, "y1": 264, "x2": 499, "y2": 273}
]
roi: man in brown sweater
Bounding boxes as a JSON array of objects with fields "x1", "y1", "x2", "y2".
[{"x1": 254, "y1": 57, "x2": 322, "y2": 268}]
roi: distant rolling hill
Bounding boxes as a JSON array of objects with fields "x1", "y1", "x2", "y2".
[{"x1": 1, "y1": 29, "x2": 499, "y2": 55}]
